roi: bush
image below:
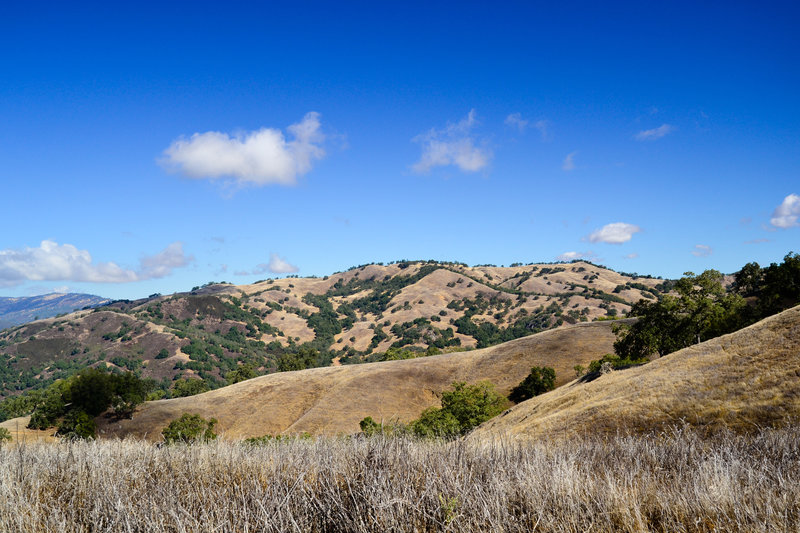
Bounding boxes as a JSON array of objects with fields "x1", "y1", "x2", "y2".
[
  {"x1": 508, "y1": 366, "x2": 556, "y2": 404},
  {"x1": 411, "y1": 381, "x2": 507, "y2": 439},
  {"x1": 171, "y1": 378, "x2": 210, "y2": 398},
  {"x1": 162, "y1": 413, "x2": 218, "y2": 444},
  {"x1": 56, "y1": 410, "x2": 96, "y2": 440},
  {"x1": 0, "y1": 427, "x2": 10, "y2": 446}
]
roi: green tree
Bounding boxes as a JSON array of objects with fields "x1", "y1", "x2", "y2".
[
  {"x1": 508, "y1": 366, "x2": 556, "y2": 403},
  {"x1": 614, "y1": 270, "x2": 745, "y2": 359},
  {"x1": 56, "y1": 410, "x2": 96, "y2": 440},
  {"x1": 171, "y1": 378, "x2": 210, "y2": 398},
  {"x1": 162, "y1": 413, "x2": 218, "y2": 444},
  {"x1": 226, "y1": 364, "x2": 257, "y2": 385},
  {"x1": 411, "y1": 381, "x2": 507, "y2": 438}
]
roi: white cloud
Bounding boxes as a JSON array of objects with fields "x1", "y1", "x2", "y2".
[
  {"x1": 161, "y1": 112, "x2": 325, "y2": 186},
  {"x1": 236, "y1": 253, "x2": 299, "y2": 276},
  {"x1": 555, "y1": 251, "x2": 598, "y2": 262},
  {"x1": 625, "y1": 253, "x2": 639, "y2": 259},
  {"x1": 412, "y1": 109, "x2": 491, "y2": 173},
  {"x1": 691, "y1": 244, "x2": 713, "y2": 257},
  {"x1": 0, "y1": 241, "x2": 192, "y2": 287},
  {"x1": 267, "y1": 253, "x2": 299, "y2": 274},
  {"x1": 562, "y1": 151, "x2": 577, "y2": 171},
  {"x1": 770, "y1": 193, "x2": 800, "y2": 228},
  {"x1": 504, "y1": 113, "x2": 528, "y2": 132},
  {"x1": 744, "y1": 238, "x2": 770, "y2": 245},
  {"x1": 586, "y1": 222, "x2": 641, "y2": 244},
  {"x1": 635, "y1": 124, "x2": 675, "y2": 141}
]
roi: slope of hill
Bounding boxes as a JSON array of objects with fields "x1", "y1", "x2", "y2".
[
  {"x1": 94, "y1": 320, "x2": 624, "y2": 440},
  {"x1": 0, "y1": 260, "x2": 664, "y2": 403},
  {"x1": 470, "y1": 304, "x2": 800, "y2": 441},
  {"x1": 0, "y1": 293, "x2": 109, "y2": 330}
]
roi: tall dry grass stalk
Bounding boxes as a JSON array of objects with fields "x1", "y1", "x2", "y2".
[{"x1": 0, "y1": 427, "x2": 798, "y2": 532}]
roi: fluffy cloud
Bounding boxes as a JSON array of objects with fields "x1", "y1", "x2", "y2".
[
  {"x1": 555, "y1": 251, "x2": 598, "y2": 262},
  {"x1": 562, "y1": 151, "x2": 577, "y2": 171},
  {"x1": 635, "y1": 124, "x2": 675, "y2": 141},
  {"x1": 161, "y1": 112, "x2": 325, "y2": 186},
  {"x1": 691, "y1": 244, "x2": 713, "y2": 257},
  {"x1": 0, "y1": 241, "x2": 192, "y2": 287},
  {"x1": 586, "y1": 223, "x2": 641, "y2": 244},
  {"x1": 412, "y1": 110, "x2": 491, "y2": 173},
  {"x1": 770, "y1": 193, "x2": 800, "y2": 228},
  {"x1": 236, "y1": 254, "x2": 299, "y2": 276},
  {"x1": 267, "y1": 253, "x2": 299, "y2": 274}
]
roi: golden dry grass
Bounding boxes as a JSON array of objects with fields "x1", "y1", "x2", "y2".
[
  {"x1": 472, "y1": 304, "x2": 800, "y2": 441},
  {"x1": 91, "y1": 320, "x2": 623, "y2": 441},
  {"x1": 0, "y1": 429, "x2": 798, "y2": 532}
]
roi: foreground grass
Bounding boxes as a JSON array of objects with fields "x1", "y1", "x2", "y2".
[{"x1": 0, "y1": 428, "x2": 798, "y2": 532}]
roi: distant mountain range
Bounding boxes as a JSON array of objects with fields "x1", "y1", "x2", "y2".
[{"x1": 0, "y1": 293, "x2": 110, "y2": 330}]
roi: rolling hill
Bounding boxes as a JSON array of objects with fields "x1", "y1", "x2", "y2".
[
  {"x1": 94, "y1": 319, "x2": 625, "y2": 440},
  {"x1": 470, "y1": 304, "x2": 800, "y2": 441},
  {"x1": 0, "y1": 293, "x2": 109, "y2": 330},
  {"x1": 0, "y1": 260, "x2": 665, "y2": 404}
]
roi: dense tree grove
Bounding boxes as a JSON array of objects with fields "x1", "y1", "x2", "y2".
[
  {"x1": 614, "y1": 253, "x2": 800, "y2": 360},
  {"x1": 508, "y1": 366, "x2": 556, "y2": 403},
  {"x1": 27, "y1": 369, "x2": 153, "y2": 438}
]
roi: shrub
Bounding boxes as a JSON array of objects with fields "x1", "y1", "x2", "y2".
[
  {"x1": 0, "y1": 427, "x2": 10, "y2": 446},
  {"x1": 171, "y1": 378, "x2": 210, "y2": 398},
  {"x1": 508, "y1": 366, "x2": 556, "y2": 404},
  {"x1": 162, "y1": 413, "x2": 218, "y2": 444},
  {"x1": 411, "y1": 381, "x2": 507, "y2": 439}
]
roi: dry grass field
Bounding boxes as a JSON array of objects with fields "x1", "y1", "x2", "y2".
[
  {"x1": 91, "y1": 320, "x2": 625, "y2": 441},
  {"x1": 472, "y1": 304, "x2": 800, "y2": 441},
  {"x1": 0, "y1": 428, "x2": 797, "y2": 532}
]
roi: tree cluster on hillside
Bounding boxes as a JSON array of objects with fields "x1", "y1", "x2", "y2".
[
  {"x1": 27, "y1": 369, "x2": 153, "y2": 439},
  {"x1": 612, "y1": 253, "x2": 800, "y2": 361}
]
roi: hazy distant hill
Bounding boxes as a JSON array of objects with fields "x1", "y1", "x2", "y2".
[
  {"x1": 0, "y1": 293, "x2": 109, "y2": 330},
  {"x1": 0, "y1": 260, "x2": 667, "y2": 403}
]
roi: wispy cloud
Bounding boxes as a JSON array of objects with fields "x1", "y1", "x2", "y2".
[
  {"x1": 770, "y1": 193, "x2": 800, "y2": 228},
  {"x1": 0, "y1": 241, "x2": 192, "y2": 287},
  {"x1": 744, "y1": 238, "x2": 771, "y2": 245},
  {"x1": 624, "y1": 253, "x2": 639, "y2": 259},
  {"x1": 555, "y1": 251, "x2": 598, "y2": 262},
  {"x1": 412, "y1": 109, "x2": 491, "y2": 173},
  {"x1": 504, "y1": 113, "x2": 528, "y2": 132},
  {"x1": 586, "y1": 222, "x2": 641, "y2": 244},
  {"x1": 562, "y1": 151, "x2": 577, "y2": 171},
  {"x1": 161, "y1": 112, "x2": 325, "y2": 186},
  {"x1": 635, "y1": 124, "x2": 675, "y2": 141},
  {"x1": 691, "y1": 244, "x2": 713, "y2": 257}
]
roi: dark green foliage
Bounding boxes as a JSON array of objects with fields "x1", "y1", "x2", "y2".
[
  {"x1": 56, "y1": 409, "x2": 96, "y2": 440},
  {"x1": 25, "y1": 369, "x2": 152, "y2": 437},
  {"x1": 171, "y1": 378, "x2": 210, "y2": 398},
  {"x1": 275, "y1": 346, "x2": 319, "y2": 372},
  {"x1": 615, "y1": 270, "x2": 746, "y2": 359},
  {"x1": 508, "y1": 366, "x2": 556, "y2": 403},
  {"x1": 155, "y1": 348, "x2": 170, "y2": 359},
  {"x1": 587, "y1": 353, "x2": 648, "y2": 373},
  {"x1": 0, "y1": 427, "x2": 10, "y2": 445},
  {"x1": 411, "y1": 381, "x2": 507, "y2": 439},
  {"x1": 226, "y1": 364, "x2": 257, "y2": 384},
  {"x1": 162, "y1": 413, "x2": 217, "y2": 444}
]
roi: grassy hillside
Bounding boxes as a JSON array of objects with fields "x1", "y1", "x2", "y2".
[
  {"x1": 93, "y1": 320, "x2": 623, "y2": 440},
  {"x1": 0, "y1": 260, "x2": 664, "y2": 406},
  {"x1": 471, "y1": 304, "x2": 800, "y2": 441}
]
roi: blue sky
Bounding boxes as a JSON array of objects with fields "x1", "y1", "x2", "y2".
[{"x1": 1, "y1": 1, "x2": 798, "y2": 299}]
